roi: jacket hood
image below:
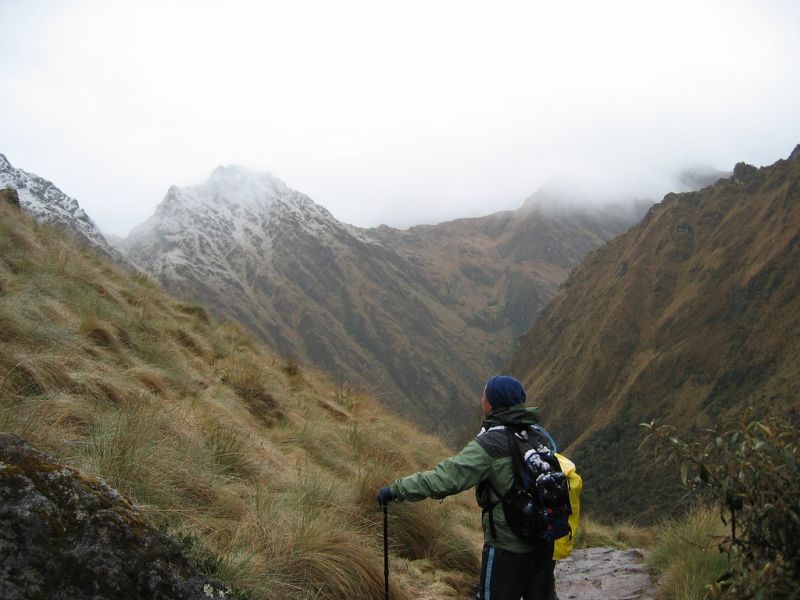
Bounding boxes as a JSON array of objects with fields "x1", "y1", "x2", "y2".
[{"x1": 481, "y1": 405, "x2": 541, "y2": 430}]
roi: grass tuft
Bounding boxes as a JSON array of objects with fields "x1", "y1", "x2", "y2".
[
  {"x1": 648, "y1": 506, "x2": 730, "y2": 600},
  {"x1": 281, "y1": 356, "x2": 302, "y2": 378},
  {"x1": 218, "y1": 354, "x2": 283, "y2": 424},
  {"x1": 79, "y1": 315, "x2": 120, "y2": 349},
  {"x1": 171, "y1": 327, "x2": 210, "y2": 359},
  {"x1": 73, "y1": 372, "x2": 128, "y2": 406},
  {"x1": 204, "y1": 424, "x2": 257, "y2": 479},
  {"x1": 126, "y1": 367, "x2": 170, "y2": 396},
  {"x1": 176, "y1": 302, "x2": 211, "y2": 324},
  {"x1": 576, "y1": 514, "x2": 656, "y2": 550},
  {"x1": 1, "y1": 353, "x2": 75, "y2": 397}
]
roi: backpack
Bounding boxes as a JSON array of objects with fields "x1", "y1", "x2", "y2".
[
  {"x1": 553, "y1": 453, "x2": 582, "y2": 560},
  {"x1": 485, "y1": 425, "x2": 578, "y2": 553}
]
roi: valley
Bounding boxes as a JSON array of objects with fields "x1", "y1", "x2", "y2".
[
  {"x1": 114, "y1": 165, "x2": 641, "y2": 437},
  {"x1": 2, "y1": 145, "x2": 798, "y2": 598}
]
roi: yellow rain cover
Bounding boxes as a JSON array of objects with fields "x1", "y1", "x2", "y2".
[{"x1": 553, "y1": 453, "x2": 582, "y2": 560}]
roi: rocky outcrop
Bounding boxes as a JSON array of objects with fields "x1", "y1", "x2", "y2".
[
  {"x1": 0, "y1": 188, "x2": 20, "y2": 209},
  {"x1": 0, "y1": 154, "x2": 122, "y2": 261},
  {"x1": 0, "y1": 433, "x2": 231, "y2": 600}
]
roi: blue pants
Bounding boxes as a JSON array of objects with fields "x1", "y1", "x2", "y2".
[{"x1": 476, "y1": 543, "x2": 557, "y2": 600}]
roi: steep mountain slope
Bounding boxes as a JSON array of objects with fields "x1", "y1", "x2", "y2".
[
  {"x1": 121, "y1": 166, "x2": 637, "y2": 434},
  {"x1": 0, "y1": 195, "x2": 482, "y2": 600},
  {"x1": 0, "y1": 153, "x2": 119, "y2": 259},
  {"x1": 510, "y1": 146, "x2": 800, "y2": 521}
]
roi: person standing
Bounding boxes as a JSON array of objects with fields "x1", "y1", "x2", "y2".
[{"x1": 377, "y1": 375, "x2": 558, "y2": 600}]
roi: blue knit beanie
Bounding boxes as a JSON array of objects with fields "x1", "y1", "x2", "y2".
[{"x1": 484, "y1": 375, "x2": 526, "y2": 409}]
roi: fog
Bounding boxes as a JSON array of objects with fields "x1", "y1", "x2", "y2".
[{"x1": 1, "y1": 1, "x2": 799, "y2": 235}]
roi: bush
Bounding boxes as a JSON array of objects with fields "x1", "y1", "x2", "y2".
[{"x1": 643, "y1": 411, "x2": 800, "y2": 598}]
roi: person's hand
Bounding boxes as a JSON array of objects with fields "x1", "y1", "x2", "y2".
[{"x1": 377, "y1": 486, "x2": 394, "y2": 506}]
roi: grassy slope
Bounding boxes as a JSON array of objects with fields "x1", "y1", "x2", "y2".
[{"x1": 0, "y1": 200, "x2": 482, "y2": 600}]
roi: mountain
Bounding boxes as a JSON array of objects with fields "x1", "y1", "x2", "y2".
[
  {"x1": 120, "y1": 166, "x2": 639, "y2": 435},
  {"x1": 0, "y1": 154, "x2": 119, "y2": 259},
  {"x1": 509, "y1": 145, "x2": 800, "y2": 521}
]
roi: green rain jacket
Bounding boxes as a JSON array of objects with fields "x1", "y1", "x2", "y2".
[{"x1": 390, "y1": 405, "x2": 545, "y2": 553}]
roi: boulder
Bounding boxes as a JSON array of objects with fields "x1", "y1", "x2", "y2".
[
  {"x1": 0, "y1": 188, "x2": 20, "y2": 209},
  {"x1": 0, "y1": 433, "x2": 232, "y2": 600}
]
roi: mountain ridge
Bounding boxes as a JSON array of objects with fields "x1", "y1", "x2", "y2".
[{"x1": 509, "y1": 145, "x2": 800, "y2": 521}]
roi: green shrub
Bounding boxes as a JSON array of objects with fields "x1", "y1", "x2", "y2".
[{"x1": 643, "y1": 411, "x2": 800, "y2": 598}]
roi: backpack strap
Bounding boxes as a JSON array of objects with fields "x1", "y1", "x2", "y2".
[
  {"x1": 528, "y1": 424, "x2": 559, "y2": 453},
  {"x1": 482, "y1": 480, "x2": 504, "y2": 540},
  {"x1": 506, "y1": 428, "x2": 527, "y2": 479},
  {"x1": 481, "y1": 429, "x2": 526, "y2": 540}
]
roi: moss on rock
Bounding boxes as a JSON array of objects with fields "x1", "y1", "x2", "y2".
[{"x1": 0, "y1": 433, "x2": 232, "y2": 600}]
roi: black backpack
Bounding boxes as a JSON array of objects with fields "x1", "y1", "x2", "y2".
[{"x1": 485, "y1": 425, "x2": 572, "y2": 543}]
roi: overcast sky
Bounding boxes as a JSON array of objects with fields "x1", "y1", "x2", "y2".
[{"x1": 1, "y1": 1, "x2": 799, "y2": 236}]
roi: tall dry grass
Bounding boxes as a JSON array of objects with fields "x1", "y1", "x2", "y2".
[
  {"x1": 648, "y1": 506, "x2": 730, "y2": 600},
  {"x1": 0, "y1": 201, "x2": 482, "y2": 599},
  {"x1": 575, "y1": 513, "x2": 656, "y2": 550}
]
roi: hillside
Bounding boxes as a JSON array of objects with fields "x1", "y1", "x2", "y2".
[
  {"x1": 510, "y1": 146, "x2": 800, "y2": 521},
  {"x1": 120, "y1": 166, "x2": 637, "y2": 436},
  {"x1": 0, "y1": 194, "x2": 483, "y2": 599}
]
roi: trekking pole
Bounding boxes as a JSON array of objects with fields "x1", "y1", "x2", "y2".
[{"x1": 383, "y1": 503, "x2": 390, "y2": 600}]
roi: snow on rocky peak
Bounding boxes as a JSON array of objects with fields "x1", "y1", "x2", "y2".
[
  {"x1": 0, "y1": 153, "x2": 118, "y2": 257},
  {"x1": 128, "y1": 164, "x2": 369, "y2": 249},
  {"x1": 123, "y1": 164, "x2": 375, "y2": 283},
  {"x1": 208, "y1": 165, "x2": 291, "y2": 202}
]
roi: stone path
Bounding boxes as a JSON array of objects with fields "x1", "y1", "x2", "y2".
[{"x1": 555, "y1": 547, "x2": 658, "y2": 600}]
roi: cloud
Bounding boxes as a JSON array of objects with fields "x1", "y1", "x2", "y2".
[{"x1": 1, "y1": 1, "x2": 799, "y2": 235}]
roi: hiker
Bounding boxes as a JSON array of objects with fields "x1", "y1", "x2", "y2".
[{"x1": 377, "y1": 375, "x2": 558, "y2": 600}]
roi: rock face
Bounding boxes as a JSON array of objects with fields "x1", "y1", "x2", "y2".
[
  {"x1": 510, "y1": 145, "x2": 800, "y2": 520},
  {"x1": 121, "y1": 165, "x2": 639, "y2": 433},
  {"x1": 0, "y1": 433, "x2": 231, "y2": 600},
  {"x1": 0, "y1": 188, "x2": 20, "y2": 209},
  {"x1": 0, "y1": 154, "x2": 120, "y2": 260}
]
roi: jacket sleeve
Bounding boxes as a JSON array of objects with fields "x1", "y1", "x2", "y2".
[{"x1": 389, "y1": 439, "x2": 493, "y2": 501}]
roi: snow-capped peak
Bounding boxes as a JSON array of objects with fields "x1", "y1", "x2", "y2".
[
  {"x1": 126, "y1": 163, "x2": 368, "y2": 253},
  {"x1": 208, "y1": 164, "x2": 290, "y2": 198},
  {"x1": 154, "y1": 164, "x2": 301, "y2": 217}
]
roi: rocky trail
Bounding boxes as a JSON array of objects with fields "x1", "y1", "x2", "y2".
[{"x1": 555, "y1": 547, "x2": 658, "y2": 600}]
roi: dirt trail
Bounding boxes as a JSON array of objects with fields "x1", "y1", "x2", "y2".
[{"x1": 555, "y1": 547, "x2": 658, "y2": 600}]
